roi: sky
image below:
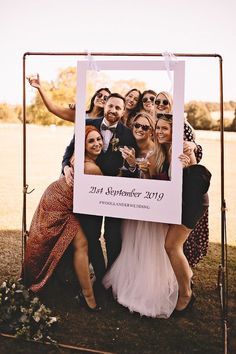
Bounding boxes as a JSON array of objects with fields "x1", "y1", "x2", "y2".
[{"x1": 0, "y1": 0, "x2": 235, "y2": 104}]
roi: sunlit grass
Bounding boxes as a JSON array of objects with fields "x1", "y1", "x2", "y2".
[
  {"x1": 0, "y1": 124, "x2": 235, "y2": 245},
  {"x1": 0, "y1": 124, "x2": 235, "y2": 353}
]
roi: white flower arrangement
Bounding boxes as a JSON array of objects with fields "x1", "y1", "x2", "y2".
[{"x1": 0, "y1": 278, "x2": 59, "y2": 342}]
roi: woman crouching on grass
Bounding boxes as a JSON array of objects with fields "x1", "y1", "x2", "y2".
[{"x1": 22, "y1": 126, "x2": 103, "y2": 311}]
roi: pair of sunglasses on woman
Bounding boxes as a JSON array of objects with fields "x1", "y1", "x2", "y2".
[{"x1": 142, "y1": 97, "x2": 169, "y2": 106}]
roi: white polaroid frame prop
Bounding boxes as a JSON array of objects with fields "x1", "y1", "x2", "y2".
[{"x1": 73, "y1": 59, "x2": 185, "y2": 224}]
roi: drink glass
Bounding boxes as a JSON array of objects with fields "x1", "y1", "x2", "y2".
[
  {"x1": 118, "y1": 146, "x2": 133, "y2": 172},
  {"x1": 135, "y1": 157, "x2": 149, "y2": 170}
]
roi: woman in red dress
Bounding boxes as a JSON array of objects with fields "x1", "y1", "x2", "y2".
[{"x1": 23, "y1": 126, "x2": 103, "y2": 311}]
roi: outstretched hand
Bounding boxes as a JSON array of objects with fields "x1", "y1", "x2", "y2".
[{"x1": 27, "y1": 73, "x2": 41, "y2": 89}]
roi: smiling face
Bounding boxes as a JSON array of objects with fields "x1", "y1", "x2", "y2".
[
  {"x1": 85, "y1": 130, "x2": 103, "y2": 159},
  {"x1": 132, "y1": 115, "x2": 153, "y2": 142},
  {"x1": 155, "y1": 119, "x2": 172, "y2": 144},
  {"x1": 155, "y1": 93, "x2": 171, "y2": 114},
  {"x1": 94, "y1": 90, "x2": 110, "y2": 108},
  {"x1": 125, "y1": 90, "x2": 140, "y2": 110},
  {"x1": 142, "y1": 93, "x2": 156, "y2": 113},
  {"x1": 104, "y1": 96, "x2": 125, "y2": 125}
]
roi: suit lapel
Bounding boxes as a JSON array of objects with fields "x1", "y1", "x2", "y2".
[{"x1": 115, "y1": 121, "x2": 124, "y2": 138}]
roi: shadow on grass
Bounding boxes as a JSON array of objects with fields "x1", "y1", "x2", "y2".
[{"x1": 0, "y1": 230, "x2": 235, "y2": 354}]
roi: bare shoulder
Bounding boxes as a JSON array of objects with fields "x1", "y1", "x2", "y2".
[{"x1": 84, "y1": 161, "x2": 103, "y2": 175}]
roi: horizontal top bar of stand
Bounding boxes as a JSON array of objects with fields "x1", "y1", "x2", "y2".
[{"x1": 23, "y1": 52, "x2": 222, "y2": 59}]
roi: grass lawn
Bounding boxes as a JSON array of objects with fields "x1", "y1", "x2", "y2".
[
  {"x1": 0, "y1": 231, "x2": 235, "y2": 354},
  {"x1": 0, "y1": 124, "x2": 235, "y2": 353}
]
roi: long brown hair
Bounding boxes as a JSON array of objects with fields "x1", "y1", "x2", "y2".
[
  {"x1": 86, "y1": 87, "x2": 111, "y2": 116},
  {"x1": 124, "y1": 88, "x2": 142, "y2": 126}
]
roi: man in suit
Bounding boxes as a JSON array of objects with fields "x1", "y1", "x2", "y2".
[{"x1": 62, "y1": 93, "x2": 137, "y2": 293}]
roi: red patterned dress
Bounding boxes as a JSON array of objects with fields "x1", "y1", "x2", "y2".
[{"x1": 22, "y1": 177, "x2": 80, "y2": 292}]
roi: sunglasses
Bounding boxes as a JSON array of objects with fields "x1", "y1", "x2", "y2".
[
  {"x1": 155, "y1": 99, "x2": 169, "y2": 106},
  {"x1": 96, "y1": 92, "x2": 108, "y2": 101},
  {"x1": 142, "y1": 96, "x2": 155, "y2": 103},
  {"x1": 133, "y1": 123, "x2": 151, "y2": 132}
]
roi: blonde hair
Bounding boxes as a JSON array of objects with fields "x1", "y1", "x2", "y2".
[
  {"x1": 156, "y1": 91, "x2": 173, "y2": 114},
  {"x1": 156, "y1": 92, "x2": 196, "y2": 139},
  {"x1": 152, "y1": 115, "x2": 172, "y2": 175},
  {"x1": 132, "y1": 112, "x2": 155, "y2": 131}
]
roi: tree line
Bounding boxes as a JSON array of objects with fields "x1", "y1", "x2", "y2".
[
  {"x1": 185, "y1": 101, "x2": 236, "y2": 131},
  {"x1": 1, "y1": 67, "x2": 236, "y2": 131}
]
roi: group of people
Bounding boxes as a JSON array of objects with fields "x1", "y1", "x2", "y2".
[{"x1": 22, "y1": 74, "x2": 211, "y2": 318}]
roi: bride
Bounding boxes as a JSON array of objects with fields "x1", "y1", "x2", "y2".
[{"x1": 103, "y1": 112, "x2": 179, "y2": 318}]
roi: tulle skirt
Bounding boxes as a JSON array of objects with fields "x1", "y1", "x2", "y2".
[{"x1": 103, "y1": 219, "x2": 178, "y2": 318}]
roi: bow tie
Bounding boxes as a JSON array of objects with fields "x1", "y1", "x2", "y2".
[{"x1": 101, "y1": 123, "x2": 116, "y2": 133}]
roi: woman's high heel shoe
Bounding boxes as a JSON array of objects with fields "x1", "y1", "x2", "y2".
[
  {"x1": 172, "y1": 293, "x2": 196, "y2": 317},
  {"x1": 76, "y1": 292, "x2": 102, "y2": 312}
]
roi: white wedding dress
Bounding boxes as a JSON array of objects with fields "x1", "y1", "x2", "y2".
[{"x1": 103, "y1": 219, "x2": 178, "y2": 318}]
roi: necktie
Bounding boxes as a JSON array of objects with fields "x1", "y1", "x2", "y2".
[{"x1": 101, "y1": 123, "x2": 116, "y2": 134}]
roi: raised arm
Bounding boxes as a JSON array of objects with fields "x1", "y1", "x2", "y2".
[{"x1": 27, "y1": 74, "x2": 75, "y2": 122}]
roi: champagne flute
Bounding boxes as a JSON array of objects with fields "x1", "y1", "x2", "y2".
[
  {"x1": 135, "y1": 157, "x2": 148, "y2": 170},
  {"x1": 135, "y1": 150, "x2": 153, "y2": 175},
  {"x1": 118, "y1": 145, "x2": 133, "y2": 172}
]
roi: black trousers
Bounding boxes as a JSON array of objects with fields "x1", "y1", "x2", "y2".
[
  {"x1": 76, "y1": 213, "x2": 122, "y2": 283},
  {"x1": 103, "y1": 216, "x2": 122, "y2": 270}
]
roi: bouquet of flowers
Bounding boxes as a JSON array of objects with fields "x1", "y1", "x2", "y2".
[{"x1": 0, "y1": 278, "x2": 59, "y2": 342}]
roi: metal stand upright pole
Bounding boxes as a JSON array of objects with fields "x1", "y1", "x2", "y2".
[
  {"x1": 22, "y1": 51, "x2": 228, "y2": 353},
  {"x1": 22, "y1": 54, "x2": 27, "y2": 265}
]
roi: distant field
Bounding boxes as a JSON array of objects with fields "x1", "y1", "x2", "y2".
[{"x1": 0, "y1": 123, "x2": 235, "y2": 245}]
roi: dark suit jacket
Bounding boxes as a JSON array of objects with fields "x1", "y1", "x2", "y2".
[{"x1": 62, "y1": 117, "x2": 137, "y2": 177}]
